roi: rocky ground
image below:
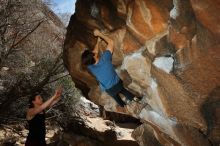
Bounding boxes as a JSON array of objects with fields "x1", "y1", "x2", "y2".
[{"x1": 0, "y1": 97, "x2": 140, "y2": 146}]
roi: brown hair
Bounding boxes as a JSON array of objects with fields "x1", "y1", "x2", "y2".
[
  {"x1": 28, "y1": 94, "x2": 40, "y2": 108},
  {"x1": 81, "y1": 50, "x2": 96, "y2": 66}
]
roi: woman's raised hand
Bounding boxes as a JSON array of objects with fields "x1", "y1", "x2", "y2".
[{"x1": 54, "y1": 86, "x2": 63, "y2": 100}]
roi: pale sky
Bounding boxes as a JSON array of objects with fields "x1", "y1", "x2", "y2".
[{"x1": 51, "y1": 0, "x2": 76, "y2": 14}]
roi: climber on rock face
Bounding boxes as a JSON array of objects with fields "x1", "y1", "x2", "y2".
[{"x1": 81, "y1": 29, "x2": 139, "y2": 109}]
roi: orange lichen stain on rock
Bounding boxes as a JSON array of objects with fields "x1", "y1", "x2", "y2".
[
  {"x1": 129, "y1": 1, "x2": 153, "y2": 40},
  {"x1": 143, "y1": 0, "x2": 168, "y2": 34}
]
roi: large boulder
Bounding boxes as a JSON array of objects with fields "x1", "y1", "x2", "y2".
[{"x1": 64, "y1": 0, "x2": 220, "y2": 145}]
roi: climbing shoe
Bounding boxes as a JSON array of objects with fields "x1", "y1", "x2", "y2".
[{"x1": 133, "y1": 97, "x2": 142, "y2": 103}]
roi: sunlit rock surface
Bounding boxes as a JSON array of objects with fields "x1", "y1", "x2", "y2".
[{"x1": 64, "y1": 0, "x2": 220, "y2": 145}]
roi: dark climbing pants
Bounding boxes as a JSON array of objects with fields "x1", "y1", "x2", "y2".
[{"x1": 105, "y1": 80, "x2": 135, "y2": 107}]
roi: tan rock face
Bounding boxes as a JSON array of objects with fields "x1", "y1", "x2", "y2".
[
  {"x1": 190, "y1": 0, "x2": 220, "y2": 38},
  {"x1": 126, "y1": 0, "x2": 168, "y2": 44},
  {"x1": 64, "y1": 0, "x2": 220, "y2": 145}
]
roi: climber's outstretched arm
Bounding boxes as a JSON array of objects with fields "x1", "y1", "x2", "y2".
[
  {"x1": 92, "y1": 37, "x2": 101, "y2": 59},
  {"x1": 93, "y1": 29, "x2": 114, "y2": 53}
]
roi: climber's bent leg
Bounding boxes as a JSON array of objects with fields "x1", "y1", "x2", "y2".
[
  {"x1": 107, "y1": 92, "x2": 126, "y2": 107},
  {"x1": 120, "y1": 86, "x2": 135, "y2": 101},
  {"x1": 105, "y1": 80, "x2": 126, "y2": 107}
]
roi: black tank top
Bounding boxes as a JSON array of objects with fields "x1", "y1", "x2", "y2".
[{"x1": 27, "y1": 112, "x2": 46, "y2": 142}]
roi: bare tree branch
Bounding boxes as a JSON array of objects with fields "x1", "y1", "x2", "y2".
[
  {"x1": 5, "y1": 20, "x2": 45, "y2": 57},
  {"x1": 47, "y1": 72, "x2": 69, "y2": 84}
]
